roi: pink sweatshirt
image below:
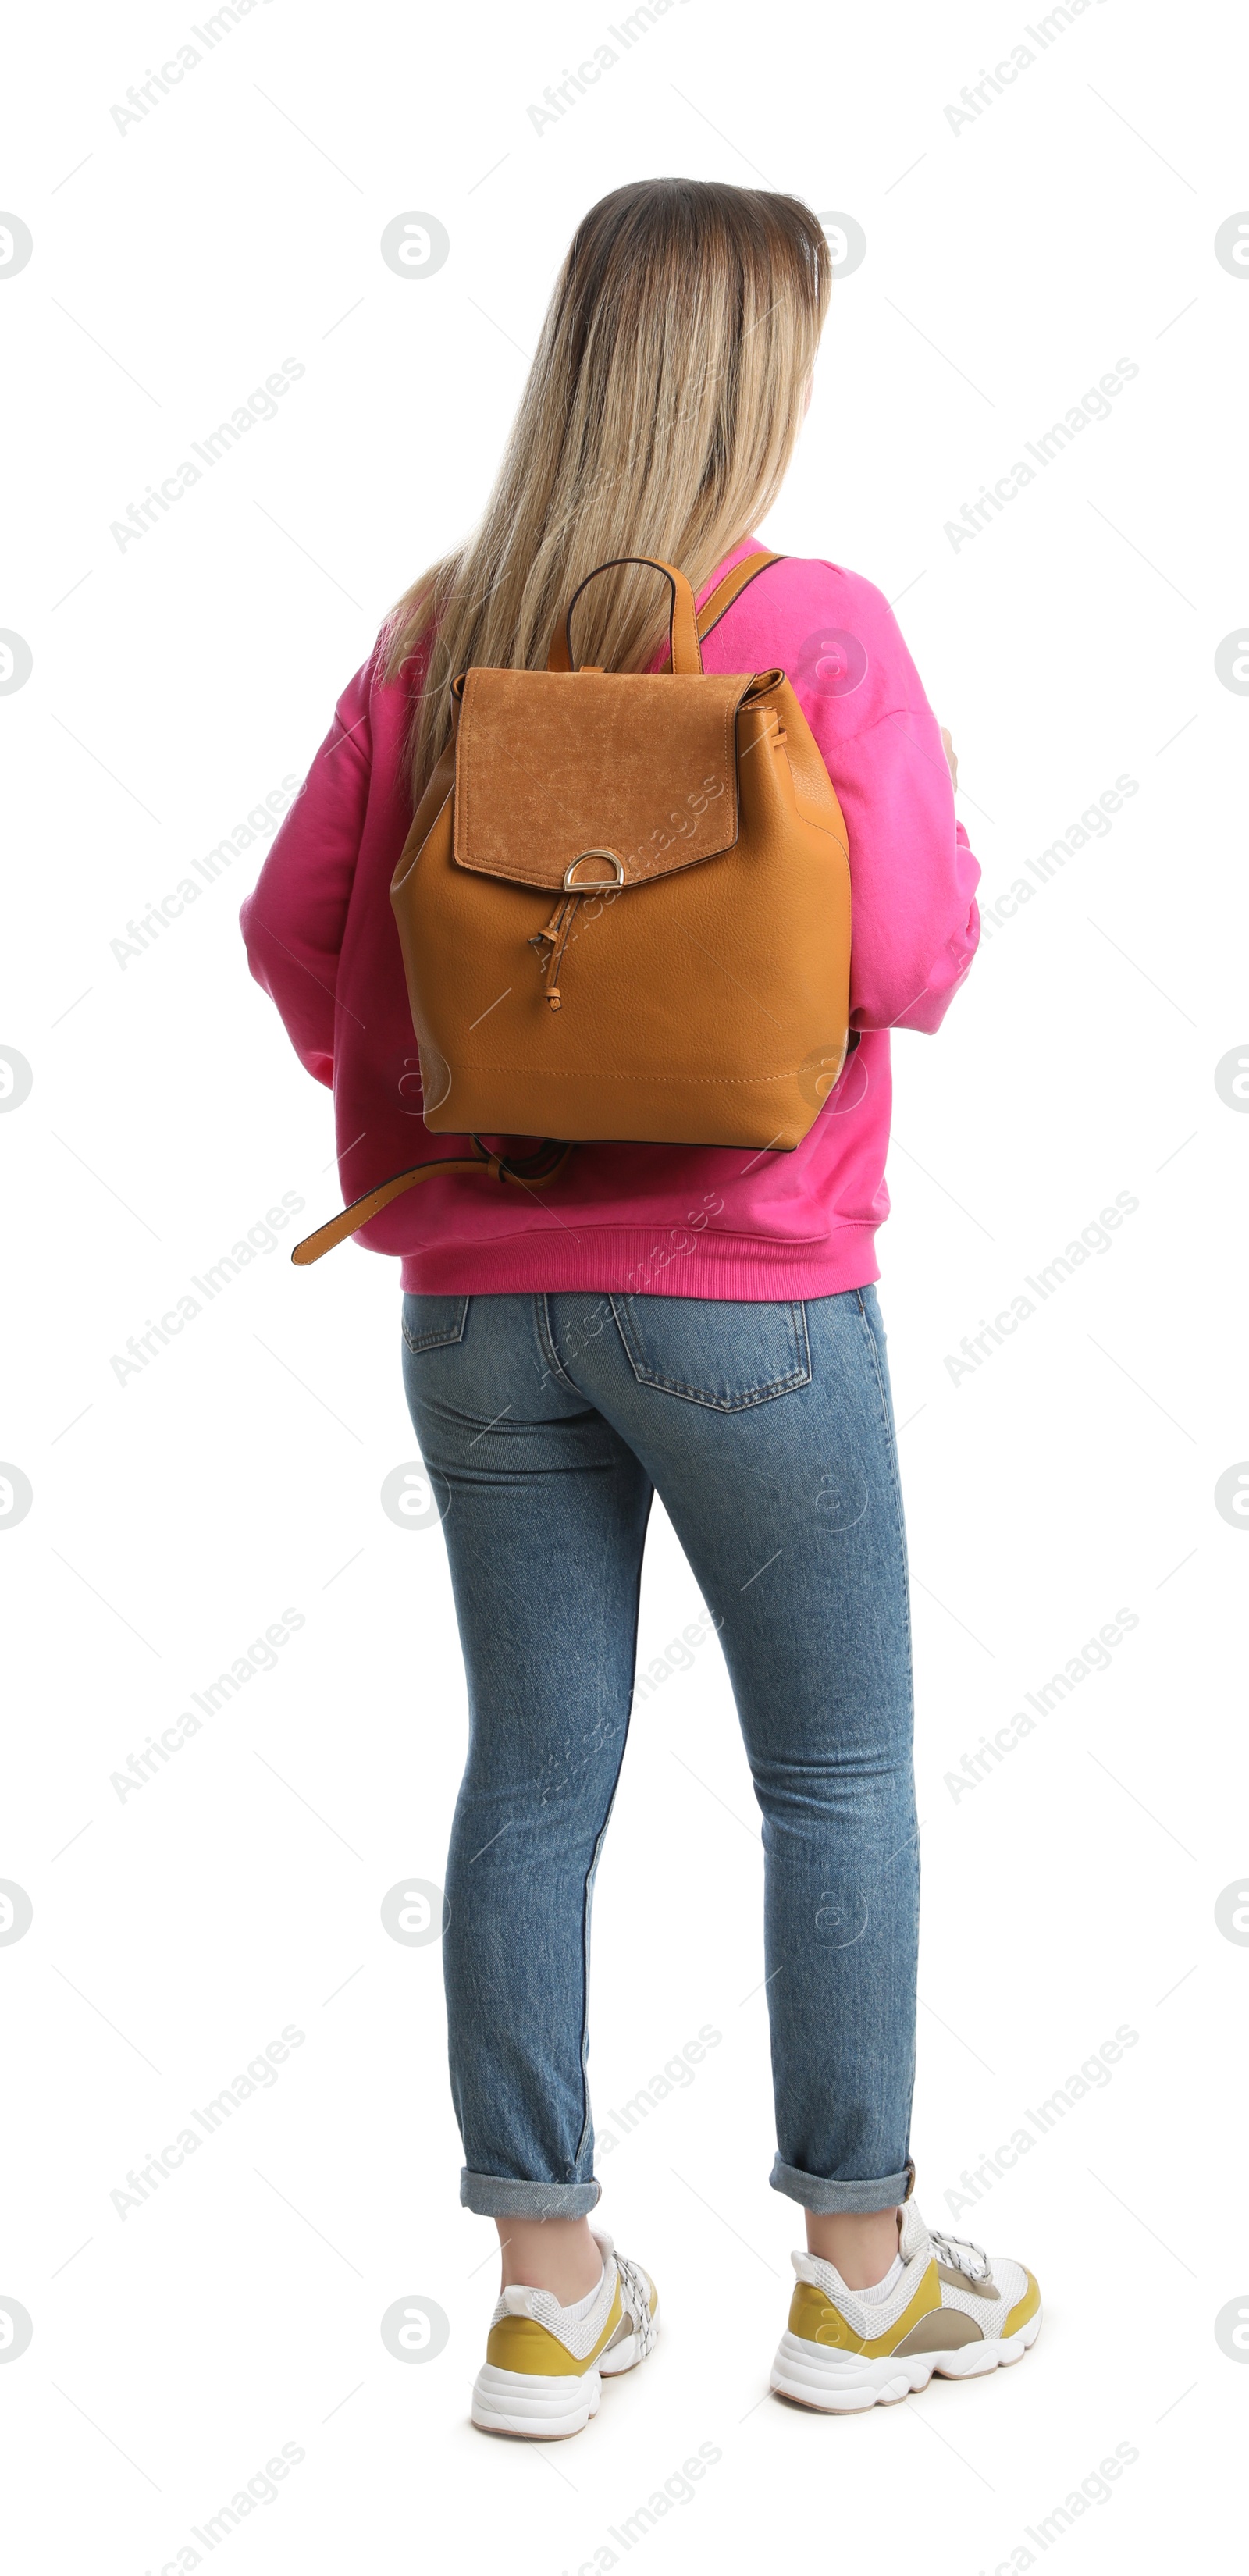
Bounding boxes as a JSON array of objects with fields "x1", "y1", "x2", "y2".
[{"x1": 240, "y1": 541, "x2": 979, "y2": 1298}]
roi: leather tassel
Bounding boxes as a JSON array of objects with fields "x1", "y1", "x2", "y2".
[{"x1": 528, "y1": 892, "x2": 581, "y2": 1009}]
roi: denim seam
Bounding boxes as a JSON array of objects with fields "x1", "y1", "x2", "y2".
[
  {"x1": 852, "y1": 1288, "x2": 920, "y2": 2183},
  {"x1": 533, "y1": 1293, "x2": 582, "y2": 1394},
  {"x1": 572, "y1": 1496, "x2": 651, "y2": 2169},
  {"x1": 608, "y1": 1297, "x2": 812, "y2": 1411},
  {"x1": 574, "y1": 1799, "x2": 617, "y2": 2173},
  {"x1": 855, "y1": 1290, "x2": 913, "y2": 1667}
]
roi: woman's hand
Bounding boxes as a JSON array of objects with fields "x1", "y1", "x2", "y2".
[{"x1": 941, "y1": 727, "x2": 958, "y2": 792}]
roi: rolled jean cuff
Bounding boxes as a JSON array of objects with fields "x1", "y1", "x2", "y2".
[
  {"x1": 770, "y1": 2155, "x2": 913, "y2": 2215},
  {"x1": 460, "y1": 2169, "x2": 603, "y2": 2219}
]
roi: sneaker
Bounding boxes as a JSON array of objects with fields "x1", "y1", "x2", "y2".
[
  {"x1": 770, "y1": 2198, "x2": 1041, "y2": 2413},
  {"x1": 471, "y1": 2231, "x2": 659, "y2": 2438}
]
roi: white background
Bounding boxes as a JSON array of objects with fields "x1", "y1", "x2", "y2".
[{"x1": 2, "y1": 1, "x2": 1247, "y2": 2568}]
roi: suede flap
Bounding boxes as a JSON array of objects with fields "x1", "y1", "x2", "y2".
[{"x1": 453, "y1": 665, "x2": 749, "y2": 889}]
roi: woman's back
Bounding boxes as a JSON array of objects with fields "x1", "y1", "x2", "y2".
[{"x1": 241, "y1": 537, "x2": 977, "y2": 1297}]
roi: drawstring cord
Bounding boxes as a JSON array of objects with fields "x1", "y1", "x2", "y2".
[{"x1": 529, "y1": 893, "x2": 583, "y2": 1010}]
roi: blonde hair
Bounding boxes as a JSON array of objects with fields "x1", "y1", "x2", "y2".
[{"x1": 383, "y1": 178, "x2": 831, "y2": 804}]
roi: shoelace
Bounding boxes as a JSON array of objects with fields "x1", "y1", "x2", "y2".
[
  {"x1": 615, "y1": 2254, "x2": 657, "y2": 2357},
  {"x1": 928, "y1": 2225, "x2": 993, "y2": 2284}
]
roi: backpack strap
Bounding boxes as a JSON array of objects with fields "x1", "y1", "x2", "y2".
[
  {"x1": 652, "y1": 549, "x2": 785, "y2": 671},
  {"x1": 291, "y1": 1137, "x2": 574, "y2": 1265}
]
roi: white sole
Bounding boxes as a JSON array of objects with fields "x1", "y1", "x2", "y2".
[
  {"x1": 471, "y1": 2360, "x2": 603, "y2": 2439},
  {"x1": 471, "y1": 2309, "x2": 657, "y2": 2439},
  {"x1": 770, "y1": 2308, "x2": 1043, "y2": 2414}
]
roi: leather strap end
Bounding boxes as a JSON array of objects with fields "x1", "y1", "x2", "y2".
[
  {"x1": 291, "y1": 1139, "x2": 575, "y2": 1265},
  {"x1": 290, "y1": 1156, "x2": 491, "y2": 1265}
]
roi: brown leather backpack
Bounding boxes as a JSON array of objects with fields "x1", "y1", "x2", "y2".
[{"x1": 294, "y1": 551, "x2": 851, "y2": 1264}]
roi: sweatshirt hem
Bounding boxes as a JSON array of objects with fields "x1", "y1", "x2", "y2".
[{"x1": 393, "y1": 1223, "x2": 883, "y2": 1301}]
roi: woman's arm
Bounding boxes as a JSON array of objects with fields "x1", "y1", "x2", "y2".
[
  {"x1": 239, "y1": 656, "x2": 375, "y2": 1086},
  {"x1": 802, "y1": 581, "x2": 980, "y2": 1037},
  {"x1": 835, "y1": 703, "x2": 980, "y2": 1036}
]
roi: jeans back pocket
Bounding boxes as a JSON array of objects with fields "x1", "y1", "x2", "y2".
[
  {"x1": 609, "y1": 1294, "x2": 811, "y2": 1411},
  {"x1": 402, "y1": 1293, "x2": 471, "y2": 1354}
]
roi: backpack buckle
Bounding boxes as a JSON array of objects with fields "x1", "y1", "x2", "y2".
[{"x1": 563, "y1": 849, "x2": 624, "y2": 892}]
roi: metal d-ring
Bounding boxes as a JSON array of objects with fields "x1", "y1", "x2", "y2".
[{"x1": 563, "y1": 849, "x2": 625, "y2": 892}]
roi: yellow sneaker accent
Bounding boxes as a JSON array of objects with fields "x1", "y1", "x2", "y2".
[
  {"x1": 788, "y1": 2258, "x2": 940, "y2": 2357},
  {"x1": 486, "y1": 2284, "x2": 624, "y2": 2376},
  {"x1": 1003, "y1": 2268, "x2": 1041, "y2": 2337}
]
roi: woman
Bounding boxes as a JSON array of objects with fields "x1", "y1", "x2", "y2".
[{"x1": 241, "y1": 178, "x2": 1040, "y2": 2433}]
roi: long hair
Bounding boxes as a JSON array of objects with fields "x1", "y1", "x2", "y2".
[{"x1": 383, "y1": 178, "x2": 831, "y2": 805}]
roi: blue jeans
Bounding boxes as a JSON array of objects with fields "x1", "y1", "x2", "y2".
[{"x1": 401, "y1": 1285, "x2": 918, "y2": 2219}]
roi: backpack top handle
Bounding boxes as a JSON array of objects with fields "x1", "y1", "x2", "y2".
[{"x1": 546, "y1": 556, "x2": 703, "y2": 678}]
